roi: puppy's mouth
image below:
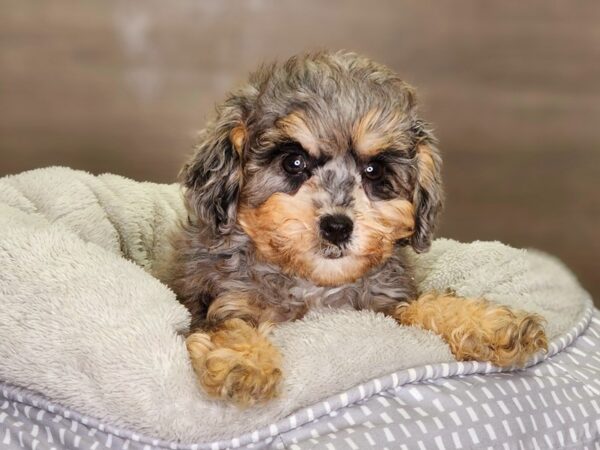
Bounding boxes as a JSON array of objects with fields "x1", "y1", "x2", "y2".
[{"x1": 318, "y1": 242, "x2": 350, "y2": 259}]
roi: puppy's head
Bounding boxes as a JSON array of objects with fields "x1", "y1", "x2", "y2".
[{"x1": 182, "y1": 52, "x2": 443, "y2": 286}]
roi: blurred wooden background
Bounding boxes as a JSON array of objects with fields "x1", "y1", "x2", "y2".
[{"x1": 1, "y1": 0, "x2": 598, "y2": 305}]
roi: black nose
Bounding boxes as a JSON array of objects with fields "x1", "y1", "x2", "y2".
[{"x1": 319, "y1": 214, "x2": 353, "y2": 245}]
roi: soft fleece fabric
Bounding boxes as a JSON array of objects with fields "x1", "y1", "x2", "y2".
[{"x1": 0, "y1": 167, "x2": 590, "y2": 442}]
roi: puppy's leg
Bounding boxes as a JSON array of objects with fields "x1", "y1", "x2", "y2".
[
  {"x1": 186, "y1": 295, "x2": 282, "y2": 406},
  {"x1": 391, "y1": 294, "x2": 548, "y2": 367},
  {"x1": 186, "y1": 319, "x2": 281, "y2": 406}
]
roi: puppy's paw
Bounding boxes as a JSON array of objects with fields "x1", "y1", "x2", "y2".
[
  {"x1": 450, "y1": 306, "x2": 548, "y2": 367},
  {"x1": 186, "y1": 319, "x2": 282, "y2": 406}
]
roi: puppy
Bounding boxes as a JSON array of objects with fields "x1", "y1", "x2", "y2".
[{"x1": 166, "y1": 51, "x2": 547, "y2": 406}]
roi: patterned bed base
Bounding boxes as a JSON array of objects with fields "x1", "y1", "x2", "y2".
[{"x1": 1, "y1": 302, "x2": 598, "y2": 450}]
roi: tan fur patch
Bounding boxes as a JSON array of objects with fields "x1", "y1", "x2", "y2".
[
  {"x1": 277, "y1": 113, "x2": 320, "y2": 156},
  {"x1": 239, "y1": 183, "x2": 374, "y2": 286},
  {"x1": 353, "y1": 185, "x2": 415, "y2": 261},
  {"x1": 238, "y1": 181, "x2": 323, "y2": 279},
  {"x1": 207, "y1": 292, "x2": 261, "y2": 325},
  {"x1": 238, "y1": 180, "x2": 417, "y2": 286},
  {"x1": 240, "y1": 184, "x2": 372, "y2": 286},
  {"x1": 393, "y1": 294, "x2": 548, "y2": 367},
  {"x1": 353, "y1": 109, "x2": 404, "y2": 157},
  {"x1": 186, "y1": 318, "x2": 282, "y2": 406},
  {"x1": 416, "y1": 144, "x2": 436, "y2": 189},
  {"x1": 230, "y1": 125, "x2": 246, "y2": 155}
]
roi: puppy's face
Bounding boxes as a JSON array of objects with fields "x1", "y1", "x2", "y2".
[{"x1": 182, "y1": 52, "x2": 443, "y2": 286}]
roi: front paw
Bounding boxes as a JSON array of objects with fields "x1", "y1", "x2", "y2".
[
  {"x1": 186, "y1": 319, "x2": 282, "y2": 406},
  {"x1": 452, "y1": 306, "x2": 548, "y2": 367}
]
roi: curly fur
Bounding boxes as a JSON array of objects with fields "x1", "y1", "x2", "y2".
[
  {"x1": 186, "y1": 319, "x2": 281, "y2": 406},
  {"x1": 166, "y1": 51, "x2": 547, "y2": 405},
  {"x1": 394, "y1": 294, "x2": 548, "y2": 367}
]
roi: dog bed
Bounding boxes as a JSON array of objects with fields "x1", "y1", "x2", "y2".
[{"x1": 0, "y1": 167, "x2": 598, "y2": 449}]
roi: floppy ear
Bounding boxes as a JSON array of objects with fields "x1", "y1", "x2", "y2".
[
  {"x1": 409, "y1": 120, "x2": 444, "y2": 253},
  {"x1": 180, "y1": 95, "x2": 250, "y2": 236}
]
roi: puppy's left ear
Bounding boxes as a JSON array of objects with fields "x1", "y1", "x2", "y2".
[
  {"x1": 180, "y1": 91, "x2": 252, "y2": 236},
  {"x1": 409, "y1": 120, "x2": 444, "y2": 253}
]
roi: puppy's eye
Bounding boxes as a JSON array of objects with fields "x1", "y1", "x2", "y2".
[
  {"x1": 282, "y1": 153, "x2": 307, "y2": 175},
  {"x1": 363, "y1": 162, "x2": 384, "y2": 181}
]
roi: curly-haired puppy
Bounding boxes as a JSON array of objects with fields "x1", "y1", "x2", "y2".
[{"x1": 166, "y1": 51, "x2": 548, "y2": 406}]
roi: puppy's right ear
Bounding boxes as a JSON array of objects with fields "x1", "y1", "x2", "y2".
[{"x1": 180, "y1": 90, "x2": 253, "y2": 236}]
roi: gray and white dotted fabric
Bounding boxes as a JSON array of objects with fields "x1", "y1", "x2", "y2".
[{"x1": 1, "y1": 306, "x2": 599, "y2": 450}]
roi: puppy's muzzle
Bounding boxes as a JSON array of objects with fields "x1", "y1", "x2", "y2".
[{"x1": 319, "y1": 214, "x2": 353, "y2": 245}]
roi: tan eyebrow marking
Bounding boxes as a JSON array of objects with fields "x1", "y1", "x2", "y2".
[
  {"x1": 353, "y1": 109, "x2": 404, "y2": 158},
  {"x1": 276, "y1": 112, "x2": 320, "y2": 157}
]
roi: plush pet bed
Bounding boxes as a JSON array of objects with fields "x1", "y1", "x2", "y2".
[{"x1": 0, "y1": 167, "x2": 598, "y2": 449}]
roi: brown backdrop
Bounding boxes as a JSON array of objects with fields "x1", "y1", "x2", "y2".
[{"x1": 1, "y1": 0, "x2": 598, "y2": 305}]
